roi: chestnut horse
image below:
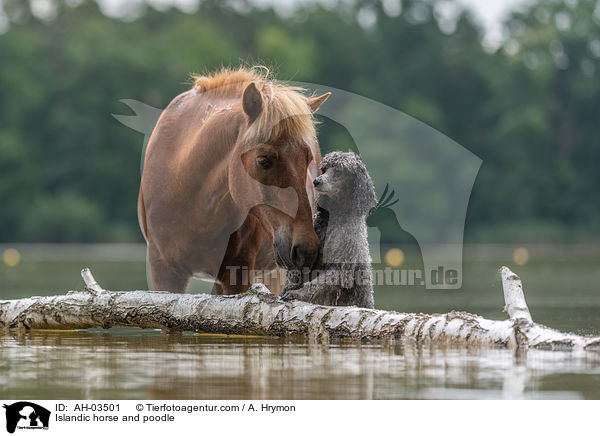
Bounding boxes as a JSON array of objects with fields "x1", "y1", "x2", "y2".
[{"x1": 138, "y1": 68, "x2": 330, "y2": 294}]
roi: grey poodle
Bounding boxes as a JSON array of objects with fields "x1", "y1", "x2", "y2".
[{"x1": 280, "y1": 151, "x2": 377, "y2": 308}]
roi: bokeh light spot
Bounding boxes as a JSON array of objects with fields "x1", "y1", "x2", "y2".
[
  {"x1": 385, "y1": 248, "x2": 404, "y2": 267},
  {"x1": 513, "y1": 247, "x2": 529, "y2": 266},
  {"x1": 3, "y1": 248, "x2": 21, "y2": 267}
]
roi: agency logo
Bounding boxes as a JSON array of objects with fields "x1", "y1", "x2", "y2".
[
  {"x1": 115, "y1": 75, "x2": 481, "y2": 290},
  {"x1": 3, "y1": 402, "x2": 50, "y2": 434}
]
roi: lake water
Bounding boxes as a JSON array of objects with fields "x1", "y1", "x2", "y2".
[{"x1": 1, "y1": 243, "x2": 599, "y2": 399}]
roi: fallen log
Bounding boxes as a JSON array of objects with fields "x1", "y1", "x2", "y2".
[{"x1": 0, "y1": 266, "x2": 599, "y2": 351}]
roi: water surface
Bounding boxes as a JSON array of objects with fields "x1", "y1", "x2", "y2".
[{"x1": 1, "y1": 243, "x2": 599, "y2": 399}]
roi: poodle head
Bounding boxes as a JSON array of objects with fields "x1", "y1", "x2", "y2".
[{"x1": 314, "y1": 151, "x2": 377, "y2": 216}]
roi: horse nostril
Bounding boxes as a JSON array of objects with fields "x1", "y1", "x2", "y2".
[
  {"x1": 291, "y1": 243, "x2": 317, "y2": 269},
  {"x1": 291, "y1": 245, "x2": 302, "y2": 267}
]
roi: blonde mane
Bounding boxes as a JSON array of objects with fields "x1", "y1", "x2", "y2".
[{"x1": 191, "y1": 67, "x2": 317, "y2": 143}]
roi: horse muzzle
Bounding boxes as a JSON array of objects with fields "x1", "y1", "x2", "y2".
[
  {"x1": 273, "y1": 235, "x2": 318, "y2": 270},
  {"x1": 290, "y1": 242, "x2": 318, "y2": 270}
]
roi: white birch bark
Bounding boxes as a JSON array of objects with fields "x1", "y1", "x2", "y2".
[{"x1": 1, "y1": 266, "x2": 598, "y2": 351}]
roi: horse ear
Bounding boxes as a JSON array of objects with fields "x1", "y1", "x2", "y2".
[
  {"x1": 307, "y1": 92, "x2": 331, "y2": 113},
  {"x1": 242, "y1": 82, "x2": 263, "y2": 123}
]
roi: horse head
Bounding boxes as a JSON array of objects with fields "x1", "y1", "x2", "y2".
[{"x1": 228, "y1": 81, "x2": 330, "y2": 270}]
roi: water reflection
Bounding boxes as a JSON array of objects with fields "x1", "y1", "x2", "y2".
[{"x1": 1, "y1": 329, "x2": 600, "y2": 400}]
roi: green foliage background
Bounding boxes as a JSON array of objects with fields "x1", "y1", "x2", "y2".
[{"x1": 1, "y1": 0, "x2": 599, "y2": 243}]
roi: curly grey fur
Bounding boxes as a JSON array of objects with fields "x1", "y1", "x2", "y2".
[{"x1": 281, "y1": 152, "x2": 377, "y2": 308}]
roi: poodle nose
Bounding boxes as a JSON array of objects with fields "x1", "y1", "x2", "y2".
[{"x1": 313, "y1": 178, "x2": 322, "y2": 188}]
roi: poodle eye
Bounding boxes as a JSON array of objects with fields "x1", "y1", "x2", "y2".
[{"x1": 256, "y1": 156, "x2": 273, "y2": 169}]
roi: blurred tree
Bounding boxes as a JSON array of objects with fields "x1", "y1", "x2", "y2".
[{"x1": 0, "y1": 0, "x2": 598, "y2": 242}]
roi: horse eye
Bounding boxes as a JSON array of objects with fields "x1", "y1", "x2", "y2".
[{"x1": 256, "y1": 156, "x2": 273, "y2": 169}]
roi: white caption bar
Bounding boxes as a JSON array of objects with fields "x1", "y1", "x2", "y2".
[{"x1": 0, "y1": 400, "x2": 595, "y2": 436}]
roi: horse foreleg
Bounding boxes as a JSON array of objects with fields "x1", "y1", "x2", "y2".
[
  {"x1": 148, "y1": 245, "x2": 190, "y2": 293},
  {"x1": 215, "y1": 224, "x2": 261, "y2": 295},
  {"x1": 262, "y1": 268, "x2": 287, "y2": 296},
  {"x1": 215, "y1": 250, "x2": 257, "y2": 295}
]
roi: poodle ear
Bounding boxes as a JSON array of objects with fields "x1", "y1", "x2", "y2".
[
  {"x1": 307, "y1": 92, "x2": 331, "y2": 113},
  {"x1": 242, "y1": 82, "x2": 263, "y2": 123}
]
